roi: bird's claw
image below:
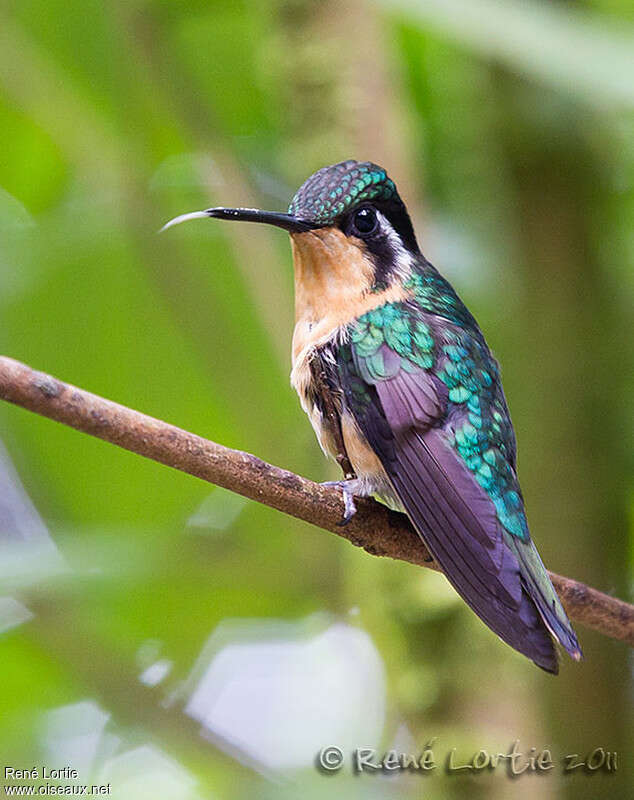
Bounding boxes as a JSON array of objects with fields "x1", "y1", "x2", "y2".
[{"x1": 321, "y1": 480, "x2": 358, "y2": 526}]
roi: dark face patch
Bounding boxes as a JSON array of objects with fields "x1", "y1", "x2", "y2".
[
  {"x1": 338, "y1": 198, "x2": 420, "y2": 290},
  {"x1": 289, "y1": 160, "x2": 398, "y2": 224}
]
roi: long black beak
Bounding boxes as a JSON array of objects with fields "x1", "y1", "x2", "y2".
[{"x1": 160, "y1": 207, "x2": 316, "y2": 233}]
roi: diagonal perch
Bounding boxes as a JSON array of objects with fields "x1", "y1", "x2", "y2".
[{"x1": 0, "y1": 355, "x2": 632, "y2": 647}]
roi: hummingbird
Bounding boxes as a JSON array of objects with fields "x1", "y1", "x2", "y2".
[{"x1": 163, "y1": 159, "x2": 582, "y2": 673}]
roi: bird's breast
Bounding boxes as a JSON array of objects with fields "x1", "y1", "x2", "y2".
[{"x1": 290, "y1": 336, "x2": 342, "y2": 461}]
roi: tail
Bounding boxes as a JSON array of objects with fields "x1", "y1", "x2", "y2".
[
  {"x1": 507, "y1": 535, "x2": 582, "y2": 663},
  {"x1": 388, "y1": 429, "x2": 576, "y2": 673}
]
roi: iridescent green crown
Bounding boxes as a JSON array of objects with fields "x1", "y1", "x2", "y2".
[{"x1": 289, "y1": 160, "x2": 398, "y2": 224}]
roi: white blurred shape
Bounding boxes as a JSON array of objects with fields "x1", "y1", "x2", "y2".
[
  {"x1": 187, "y1": 488, "x2": 247, "y2": 532},
  {"x1": 41, "y1": 701, "x2": 116, "y2": 777},
  {"x1": 139, "y1": 659, "x2": 173, "y2": 687},
  {"x1": 184, "y1": 616, "x2": 386, "y2": 770},
  {"x1": 99, "y1": 745, "x2": 205, "y2": 800},
  {"x1": 41, "y1": 705, "x2": 205, "y2": 800},
  {"x1": 0, "y1": 440, "x2": 56, "y2": 547},
  {"x1": 0, "y1": 596, "x2": 33, "y2": 633},
  {"x1": 0, "y1": 440, "x2": 66, "y2": 589}
]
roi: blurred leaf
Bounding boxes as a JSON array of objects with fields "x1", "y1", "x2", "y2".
[{"x1": 380, "y1": 0, "x2": 634, "y2": 108}]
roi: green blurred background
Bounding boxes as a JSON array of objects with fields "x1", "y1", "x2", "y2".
[{"x1": 0, "y1": 0, "x2": 632, "y2": 798}]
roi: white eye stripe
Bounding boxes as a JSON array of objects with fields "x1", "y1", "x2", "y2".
[{"x1": 374, "y1": 210, "x2": 415, "y2": 281}]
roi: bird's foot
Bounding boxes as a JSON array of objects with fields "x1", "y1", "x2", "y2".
[{"x1": 321, "y1": 479, "x2": 364, "y2": 526}]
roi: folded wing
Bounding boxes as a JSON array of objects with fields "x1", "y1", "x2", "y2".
[{"x1": 338, "y1": 332, "x2": 580, "y2": 672}]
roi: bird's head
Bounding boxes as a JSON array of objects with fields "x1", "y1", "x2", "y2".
[{"x1": 162, "y1": 160, "x2": 420, "y2": 299}]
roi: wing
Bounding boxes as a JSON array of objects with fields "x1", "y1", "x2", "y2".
[{"x1": 338, "y1": 296, "x2": 581, "y2": 672}]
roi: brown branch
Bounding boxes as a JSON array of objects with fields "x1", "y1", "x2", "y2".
[{"x1": 0, "y1": 355, "x2": 632, "y2": 648}]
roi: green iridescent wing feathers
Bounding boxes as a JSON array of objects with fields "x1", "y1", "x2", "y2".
[{"x1": 348, "y1": 270, "x2": 526, "y2": 539}]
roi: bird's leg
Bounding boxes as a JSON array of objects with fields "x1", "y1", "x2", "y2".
[{"x1": 321, "y1": 477, "x2": 370, "y2": 526}]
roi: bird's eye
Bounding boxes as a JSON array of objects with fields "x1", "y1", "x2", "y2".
[{"x1": 350, "y1": 207, "x2": 378, "y2": 236}]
